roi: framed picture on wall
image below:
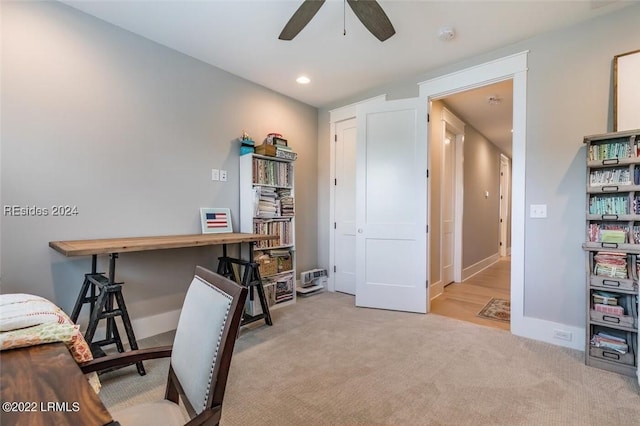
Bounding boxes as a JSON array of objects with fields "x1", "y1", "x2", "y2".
[
  {"x1": 613, "y1": 49, "x2": 640, "y2": 132},
  {"x1": 200, "y1": 208, "x2": 233, "y2": 233}
]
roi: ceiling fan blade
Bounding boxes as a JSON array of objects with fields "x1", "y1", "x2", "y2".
[
  {"x1": 347, "y1": 0, "x2": 395, "y2": 42},
  {"x1": 279, "y1": 0, "x2": 326, "y2": 41}
]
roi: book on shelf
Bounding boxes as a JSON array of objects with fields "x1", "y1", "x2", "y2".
[
  {"x1": 592, "y1": 291, "x2": 619, "y2": 306},
  {"x1": 589, "y1": 168, "x2": 631, "y2": 186},
  {"x1": 252, "y1": 158, "x2": 293, "y2": 187},
  {"x1": 594, "y1": 303, "x2": 624, "y2": 316},
  {"x1": 589, "y1": 194, "x2": 630, "y2": 215},
  {"x1": 588, "y1": 138, "x2": 632, "y2": 161},
  {"x1": 593, "y1": 252, "x2": 628, "y2": 279},
  {"x1": 590, "y1": 331, "x2": 629, "y2": 353},
  {"x1": 588, "y1": 223, "x2": 630, "y2": 243},
  {"x1": 600, "y1": 229, "x2": 627, "y2": 243}
]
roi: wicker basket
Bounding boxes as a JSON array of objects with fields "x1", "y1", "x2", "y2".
[
  {"x1": 278, "y1": 256, "x2": 293, "y2": 273},
  {"x1": 257, "y1": 257, "x2": 278, "y2": 277}
]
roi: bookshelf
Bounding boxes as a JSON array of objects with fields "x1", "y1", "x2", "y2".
[
  {"x1": 240, "y1": 153, "x2": 296, "y2": 314},
  {"x1": 583, "y1": 128, "x2": 640, "y2": 377}
]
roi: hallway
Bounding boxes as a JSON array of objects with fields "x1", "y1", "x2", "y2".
[{"x1": 430, "y1": 257, "x2": 511, "y2": 331}]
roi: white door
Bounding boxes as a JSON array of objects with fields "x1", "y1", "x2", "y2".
[
  {"x1": 334, "y1": 118, "x2": 357, "y2": 295},
  {"x1": 355, "y1": 98, "x2": 428, "y2": 313},
  {"x1": 442, "y1": 130, "x2": 455, "y2": 285}
]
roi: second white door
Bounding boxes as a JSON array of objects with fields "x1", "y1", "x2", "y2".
[
  {"x1": 334, "y1": 118, "x2": 357, "y2": 295},
  {"x1": 355, "y1": 98, "x2": 428, "y2": 313}
]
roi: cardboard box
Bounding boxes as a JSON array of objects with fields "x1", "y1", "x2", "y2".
[{"x1": 255, "y1": 144, "x2": 277, "y2": 157}]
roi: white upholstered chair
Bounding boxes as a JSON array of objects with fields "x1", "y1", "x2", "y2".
[{"x1": 81, "y1": 266, "x2": 247, "y2": 426}]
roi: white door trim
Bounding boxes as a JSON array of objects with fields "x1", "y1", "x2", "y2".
[
  {"x1": 500, "y1": 154, "x2": 511, "y2": 257},
  {"x1": 419, "y1": 50, "x2": 528, "y2": 336},
  {"x1": 329, "y1": 95, "x2": 386, "y2": 292},
  {"x1": 442, "y1": 108, "x2": 465, "y2": 284}
]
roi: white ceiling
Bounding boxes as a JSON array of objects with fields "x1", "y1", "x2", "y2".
[
  {"x1": 61, "y1": 0, "x2": 631, "y2": 154},
  {"x1": 443, "y1": 80, "x2": 514, "y2": 157}
]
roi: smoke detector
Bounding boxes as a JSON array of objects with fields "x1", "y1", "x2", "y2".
[
  {"x1": 487, "y1": 95, "x2": 502, "y2": 105},
  {"x1": 437, "y1": 26, "x2": 456, "y2": 41}
]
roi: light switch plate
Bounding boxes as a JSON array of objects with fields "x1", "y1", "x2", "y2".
[
  {"x1": 211, "y1": 169, "x2": 219, "y2": 181},
  {"x1": 220, "y1": 170, "x2": 228, "y2": 182}
]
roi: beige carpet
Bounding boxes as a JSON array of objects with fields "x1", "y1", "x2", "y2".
[{"x1": 98, "y1": 292, "x2": 640, "y2": 425}]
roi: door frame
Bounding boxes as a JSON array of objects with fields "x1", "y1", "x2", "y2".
[
  {"x1": 328, "y1": 95, "x2": 386, "y2": 292},
  {"x1": 500, "y1": 154, "x2": 511, "y2": 257},
  {"x1": 419, "y1": 51, "x2": 528, "y2": 334},
  {"x1": 442, "y1": 107, "x2": 465, "y2": 284}
]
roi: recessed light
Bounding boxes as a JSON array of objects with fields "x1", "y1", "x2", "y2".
[{"x1": 296, "y1": 76, "x2": 311, "y2": 84}]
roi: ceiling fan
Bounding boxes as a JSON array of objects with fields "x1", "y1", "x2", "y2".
[{"x1": 279, "y1": 0, "x2": 396, "y2": 42}]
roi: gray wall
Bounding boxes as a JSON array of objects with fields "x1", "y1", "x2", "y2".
[
  {"x1": 460, "y1": 125, "x2": 502, "y2": 267},
  {"x1": 1, "y1": 2, "x2": 318, "y2": 325},
  {"x1": 318, "y1": 4, "x2": 640, "y2": 328}
]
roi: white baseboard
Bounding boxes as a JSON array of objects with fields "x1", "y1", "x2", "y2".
[
  {"x1": 512, "y1": 315, "x2": 585, "y2": 351},
  {"x1": 462, "y1": 252, "x2": 500, "y2": 281},
  {"x1": 92, "y1": 308, "x2": 181, "y2": 342},
  {"x1": 132, "y1": 309, "x2": 181, "y2": 340}
]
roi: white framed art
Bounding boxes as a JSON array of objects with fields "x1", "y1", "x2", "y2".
[
  {"x1": 200, "y1": 208, "x2": 233, "y2": 233},
  {"x1": 614, "y1": 49, "x2": 640, "y2": 132}
]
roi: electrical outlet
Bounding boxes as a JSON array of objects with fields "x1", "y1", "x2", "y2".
[
  {"x1": 220, "y1": 170, "x2": 228, "y2": 182},
  {"x1": 530, "y1": 204, "x2": 547, "y2": 218},
  {"x1": 211, "y1": 169, "x2": 219, "y2": 181},
  {"x1": 553, "y1": 329, "x2": 572, "y2": 341}
]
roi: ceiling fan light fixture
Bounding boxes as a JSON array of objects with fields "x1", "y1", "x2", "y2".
[
  {"x1": 296, "y1": 75, "x2": 311, "y2": 84},
  {"x1": 279, "y1": 0, "x2": 395, "y2": 42},
  {"x1": 437, "y1": 26, "x2": 456, "y2": 41}
]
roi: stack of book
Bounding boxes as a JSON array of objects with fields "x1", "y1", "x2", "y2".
[
  {"x1": 274, "y1": 144, "x2": 297, "y2": 161},
  {"x1": 593, "y1": 251, "x2": 628, "y2": 279},
  {"x1": 592, "y1": 291, "x2": 619, "y2": 306},
  {"x1": 588, "y1": 138, "x2": 631, "y2": 161},
  {"x1": 590, "y1": 331, "x2": 629, "y2": 353},
  {"x1": 277, "y1": 188, "x2": 294, "y2": 216},
  {"x1": 589, "y1": 194, "x2": 630, "y2": 215},
  {"x1": 592, "y1": 291, "x2": 626, "y2": 317},
  {"x1": 254, "y1": 187, "x2": 277, "y2": 217},
  {"x1": 588, "y1": 223, "x2": 630, "y2": 243},
  {"x1": 589, "y1": 168, "x2": 631, "y2": 186},
  {"x1": 252, "y1": 158, "x2": 292, "y2": 186}
]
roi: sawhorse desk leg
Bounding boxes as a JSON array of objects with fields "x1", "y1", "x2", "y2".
[
  {"x1": 70, "y1": 253, "x2": 145, "y2": 376},
  {"x1": 217, "y1": 243, "x2": 272, "y2": 327}
]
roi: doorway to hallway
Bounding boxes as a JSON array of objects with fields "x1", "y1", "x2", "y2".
[
  {"x1": 431, "y1": 257, "x2": 510, "y2": 331},
  {"x1": 428, "y1": 80, "x2": 513, "y2": 329}
]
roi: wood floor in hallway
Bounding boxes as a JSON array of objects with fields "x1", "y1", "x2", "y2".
[{"x1": 430, "y1": 257, "x2": 511, "y2": 331}]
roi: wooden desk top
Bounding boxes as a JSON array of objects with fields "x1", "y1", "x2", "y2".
[
  {"x1": 0, "y1": 343, "x2": 115, "y2": 426},
  {"x1": 49, "y1": 232, "x2": 277, "y2": 256}
]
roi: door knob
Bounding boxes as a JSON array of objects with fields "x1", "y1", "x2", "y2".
[{"x1": 357, "y1": 228, "x2": 363, "y2": 233}]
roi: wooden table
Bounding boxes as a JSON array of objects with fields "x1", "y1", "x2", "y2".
[
  {"x1": 0, "y1": 343, "x2": 116, "y2": 426},
  {"x1": 49, "y1": 232, "x2": 276, "y2": 257},
  {"x1": 49, "y1": 232, "x2": 278, "y2": 375}
]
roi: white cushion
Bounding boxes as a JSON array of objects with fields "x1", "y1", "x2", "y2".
[
  {"x1": 111, "y1": 400, "x2": 189, "y2": 426},
  {"x1": 171, "y1": 275, "x2": 232, "y2": 414}
]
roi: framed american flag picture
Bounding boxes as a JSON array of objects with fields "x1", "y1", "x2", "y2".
[{"x1": 200, "y1": 208, "x2": 233, "y2": 233}]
